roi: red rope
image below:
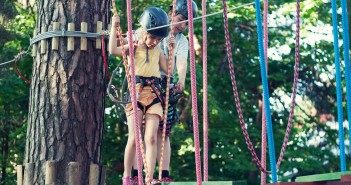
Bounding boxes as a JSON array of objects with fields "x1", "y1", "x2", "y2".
[
  {"x1": 14, "y1": 59, "x2": 31, "y2": 85},
  {"x1": 101, "y1": 35, "x2": 111, "y2": 81},
  {"x1": 202, "y1": 0, "x2": 209, "y2": 181}
]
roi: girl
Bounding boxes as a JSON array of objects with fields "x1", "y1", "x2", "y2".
[{"x1": 109, "y1": 7, "x2": 174, "y2": 185}]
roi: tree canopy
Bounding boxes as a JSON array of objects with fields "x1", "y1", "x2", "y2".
[{"x1": 1, "y1": 0, "x2": 351, "y2": 184}]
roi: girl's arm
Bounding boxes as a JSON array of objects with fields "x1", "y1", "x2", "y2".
[{"x1": 108, "y1": 14, "x2": 130, "y2": 56}]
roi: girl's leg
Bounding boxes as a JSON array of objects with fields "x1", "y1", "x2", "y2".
[
  {"x1": 157, "y1": 131, "x2": 171, "y2": 171},
  {"x1": 144, "y1": 114, "x2": 161, "y2": 180},
  {"x1": 123, "y1": 110, "x2": 143, "y2": 178}
]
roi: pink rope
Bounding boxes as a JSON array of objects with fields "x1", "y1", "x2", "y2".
[
  {"x1": 202, "y1": 0, "x2": 208, "y2": 182},
  {"x1": 187, "y1": 0, "x2": 202, "y2": 184},
  {"x1": 125, "y1": 0, "x2": 144, "y2": 184},
  {"x1": 276, "y1": 0, "x2": 300, "y2": 168},
  {"x1": 158, "y1": 0, "x2": 177, "y2": 180},
  {"x1": 261, "y1": 0, "x2": 268, "y2": 184},
  {"x1": 221, "y1": 0, "x2": 300, "y2": 174},
  {"x1": 221, "y1": 0, "x2": 270, "y2": 174}
]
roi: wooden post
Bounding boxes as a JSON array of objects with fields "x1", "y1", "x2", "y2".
[
  {"x1": 45, "y1": 160, "x2": 57, "y2": 185},
  {"x1": 96, "y1": 21, "x2": 102, "y2": 49},
  {"x1": 23, "y1": 163, "x2": 34, "y2": 185},
  {"x1": 16, "y1": 165, "x2": 23, "y2": 185},
  {"x1": 99, "y1": 165, "x2": 107, "y2": 185},
  {"x1": 67, "y1": 23, "x2": 75, "y2": 51},
  {"x1": 89, "y1": 163, "x2": 99, "y2": 185},
  {"x1": 40, "y1": 26, "x2": 47, "y2": 54},
  {"x1": 52, "y1": 22, "x2": 60, "y2": 50},
  {"x1": 68, "y1": 162, "x2": 80, "y2": 185},
  {"x1": 81, "y1": 22, "x2": 88, "y2": 51},
  {"x1": 32, "y1": 29, "x2": 37, "y2": 57},
  {"x1": 107, "y1": 24, "x2": 111, "y2": 52},
  {"x1": 23, "y1": 0, "x2": 27, "y2": 9}
]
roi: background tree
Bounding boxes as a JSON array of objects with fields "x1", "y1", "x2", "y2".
[{"x1": 1, "y1": 0, "x2": 351, "y2": 185}]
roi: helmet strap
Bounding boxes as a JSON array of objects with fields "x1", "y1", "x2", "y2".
[{"x1": 144, "y1": 33, "x2": 149, "y2": 63}]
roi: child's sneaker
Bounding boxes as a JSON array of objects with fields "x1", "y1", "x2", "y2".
[
  {"x1": 122, "y1": 176, "x2": 132, "y2": 185},
  {"x1": 150, "y1": 179, "x2": 161, "y2": 185},
  {"x1": 160, "y1": 177, "x2": 173, "y2": 182},
  {"x1": 132, "y1": 176, "x2": 142, "y2": 185}
]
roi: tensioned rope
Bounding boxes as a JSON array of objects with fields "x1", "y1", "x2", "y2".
[
  {"x1": 331, "y1": 0, "x2": 346, "y2": 172},
  {"x1": 261, "y1": 0, "x2": 268, "y2": 184},
  {"x1": 187, "y1": 0, "x2": 202, "y2": 183},
  {"x1": 0, "y1": 1, "x2": 259, "y2": 68},
  {"x1": 202, "y1": 0, "x2": 209, "y2": 182},
  {"x1": 340, "y1": 0, "x2": 351, "y2": 164},
  {"x1": 158, "y1": 0, "x2": 177, "y2": 180},
  {"x1": 221, "y1": 0, "x2": 300, "y2": 178}
]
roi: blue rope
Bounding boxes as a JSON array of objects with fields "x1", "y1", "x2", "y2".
[
  {"x1": 332, "y1": 0, "x2": 346, "y2": 172},
  {"x1": 340, "y1": 0, "x2": 351, "y2": 163},
  {"x1": 254, "y1": 0, "x2": 277, "y2": 182}
]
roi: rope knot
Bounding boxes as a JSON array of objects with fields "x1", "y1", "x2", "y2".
[
  {"x1": 14, "y1": 51, "x2": 27, "y2": 61},
  {"x1": 101, "y1": 30, "x2": 110, "y2": 36}
]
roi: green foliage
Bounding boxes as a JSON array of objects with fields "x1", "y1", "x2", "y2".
[
  {"x1": 1, "y1": 0, "x2": 351, "y2": 185},
  {"x1": 0, "y1": 5, "x2": 34, "y2": 185}
]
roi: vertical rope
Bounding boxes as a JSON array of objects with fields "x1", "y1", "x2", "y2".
[
  {"x1": 187, "y1": 0, "x2": 202, "y2": 184},
  {"x1": 122, "y1": 0, "x2": 148, "y2": 184},
  {"x1": 261, "y1": 0, "x2": 268, "y2": 184},
  {"x1": 254, "y1": 0, "x2": 277, "y2": 181},
  {"x1": 158, "y1": 0, "x2": 178, "y2": 180},
  {"x1": 202, "y1": 0, "x2": 209, "y2": 181},
  {"x1": 340, "y1": 0, "x2": 351, "y2": 165},
  {"x1": 331, "y1": 0, "x2": 346, "y2": 172}
]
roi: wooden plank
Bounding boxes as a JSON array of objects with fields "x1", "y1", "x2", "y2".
[
  {"x1": 160, "y1": 181, "x2": 247, "y2": 185},
  {"x1": 23, "y1": 163, "x2": 34, "y2": 185},
  {"x1": 45, "y1": 160, "x2": 57, "y2": 184},
  {"x1": 68, "y1": 162, "x2": 80, "y2": 185},
  {"x1": 52, "y1": 22, "x2": 60, "y2": 50},
  {"x1": 296, "y1": 171, "x2": 351, "y2": 182},
  {"x1": 16, "y1": 165, "x2": 23, "y2": 185},
  {"x1": 89, "y1": 163, "x2": 99, "y2": 185}
]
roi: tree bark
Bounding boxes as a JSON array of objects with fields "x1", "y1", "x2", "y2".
[{"x1": 25, "y1": 0, "x2": 110, "y2": 184}]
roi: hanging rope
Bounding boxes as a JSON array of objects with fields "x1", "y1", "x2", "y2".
[
  {"x1": 13, "y1": 51, "x2": 31, "y2": 85},
  {"x1": 101, "y1": 34, "x2": 111, "y2": 80},
  {"x1": 111, "y1": 2, "x2": 147, "y2": 185},
  {"x1": 187, "y1": 0, "x2": 203, "y2": 184},
  {"x1": 331, "y1": 0, "x2": 346, "y2": 172},
  {"x1": 340, "y1": 0, "x2": 351, "y2": 163},
  {"x1": 202, "y1": 0, "x2": 209, "y2": 182},
  {"x1": 158, "y1": 0, "x2": 177, "y2": 180},
  {"x1": 222, "y1": 0, "x2": 270, "y2": 174},
  {"x1": 275, "y1": 0, "x2": 300, "y2": 169}
]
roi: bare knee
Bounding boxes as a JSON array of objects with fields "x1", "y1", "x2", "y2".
[{"x1": 145, "y1": 134, "x2": 157, "y2": 146}]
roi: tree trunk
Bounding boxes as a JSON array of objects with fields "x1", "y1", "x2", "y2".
[{"x1": 25, "y1": 0, "x2": 110, "y2": 184}]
